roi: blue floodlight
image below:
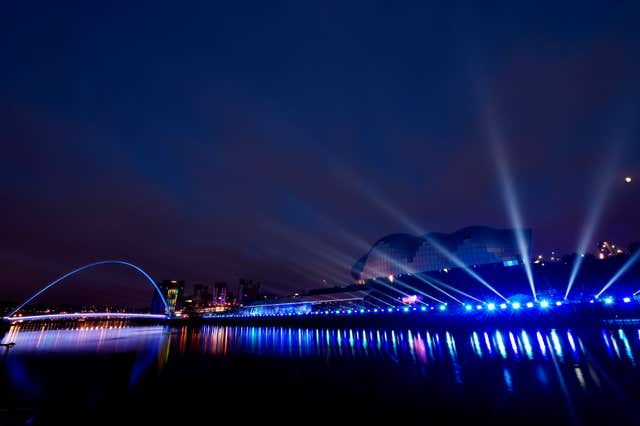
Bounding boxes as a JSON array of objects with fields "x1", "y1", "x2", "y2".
[
  {"x1": 540, "y1": 300, "x2": 549, "y2": 308},
  {"x1": 403, "y1": 307, "x2": 410, "y2": 312},
  {"x1": 421, "y1": 306, "x2": 427, "y2": 312},
  {"x1": 500, "y1": 303, "x2": 507, "y2": 309},
  {"x1": 388, "y1": 308, "x2": 393, "y2": 313},
  {"x1": 373, "y1": 309, "x2": 378, "y2": 313},
  {"x1": 359, "y1": 309, "x2": 365, "y2": 314},
  {"x1": 512, "y1": 302, "x2": 521, "y2": 310},
  {"x1": 439, "y1": 305, "x2": 446, "y2": 311},
  {"x1": 604, "y1": 297, "x2": 613, "y2": 305},
  {"x1": 465, "y1": 304, "x2": 473, "y2": 311},
  {"x1": 487, "y1": 303, "x2": 496, "y2": 311},
  {"x1": 526, "y1": 302, "x2": 534, "y2": 308},
  {"x1": 347, "y1": 309, "x2": 353, "y2": 314},
  {"x1": 623, "y1": 297, "x2": 631, "y2": 303}
]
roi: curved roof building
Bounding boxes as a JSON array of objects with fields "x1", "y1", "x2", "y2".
[{"x1": 352, "y1": 226, "x2": 530, "y2": 281}]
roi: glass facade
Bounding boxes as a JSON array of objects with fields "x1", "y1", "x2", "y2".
[{"x1": 354, "y1": 226, "x2": 529, "y2": 281}]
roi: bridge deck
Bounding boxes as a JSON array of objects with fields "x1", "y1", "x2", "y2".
[{"x1": 4, "y1": 313, "x2": 168, "y2": 322}]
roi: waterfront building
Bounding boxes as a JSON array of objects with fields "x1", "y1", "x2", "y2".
[
  {"x1": 239, "y1": 279, "x2": 261, "y2": 304},
  {"x1": 214, "y1": 282, "x2": 228, "y2": 305},
  {"x1": 193, "y1": 284, "x2": 212, "y2": 308},
  {"x1": 151, "y1": 280, "x2": 185, "y2": 314},
  {"x1": 352, "y1": 226, "x2": 529, "y2": 281}
]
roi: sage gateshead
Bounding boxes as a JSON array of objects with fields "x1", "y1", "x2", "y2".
[{"x1": 352, "y1": 226, "x2": 529, "y2": 282}]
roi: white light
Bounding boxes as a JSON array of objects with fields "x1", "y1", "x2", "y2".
[
  {"x1": 604, "y1": 297, "x2": 614, "y2": 305},
  {"x1": 476, "y1": 305, "x2": 483, "y2": 310},
  {"x1": 526, "y1": 302, "x2": 534, "y2": 308},
  {"x1": 625, "y1": 176, "x2": 632, "y2": 183},
  {"x1": 512, "y1": 302, "x2": 521, "y2": 310},
  {"x1": 555, "y1": 301, "x2": 562, "y2": 306},
  {"x1": 540, "y1": 300, "x2": 549, "y2": 308},
  {"x1": 487, "y1": 303, "x2": 496, "y2": 311},
  {"x1": 439, "y1": 305, "x2": 446, "y2": 311},
  {"x1": 500, "y1": 303, "x2": 507, "y2": 309},
  {"x1": 388, "y1": 275, "x2": 395, "y2": 282},
  {"x1": 465, "y1": 304, "x2": 472, "y2": 311},
  {"x1": 623, "y1": 297, "x2": 631, "y2": 303}
]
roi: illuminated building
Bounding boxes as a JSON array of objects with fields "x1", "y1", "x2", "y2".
[
  {"x1": 352, "y1": 226, "x2": 529, "y2": 281},
  {"x1": 151, "y1": 280, "x2": 184, "y2": 314},
  {"x1": 240, "y1": 289, "x2": 371, "y2": 316},
  {"x1": 214, "y1": 282, "x2": 228, "y2": 305}
]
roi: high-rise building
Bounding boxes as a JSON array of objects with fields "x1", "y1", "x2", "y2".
[
  {"x1": 151, "y1": 280, "x2": 185, "y2": 314},
  {"x1": 193, "y1": 283, "x2": 212, "y2": 308},
  {"x1": 239, "y1": 279, "x2": 261, "y2": 304},
  {"x1": 214, "y1": 282, "x2": 228, "y2": 305}
]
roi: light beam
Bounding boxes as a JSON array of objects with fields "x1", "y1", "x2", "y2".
[
  {"x1": 596, "y1": 250, "x2": 640, "y2": 298},
  {"x1": 425, "y1": 236, "x2": 509, "y2": 302},
  {"x1": 486, "y1": 110, "x2": 536, "y2": 300}
]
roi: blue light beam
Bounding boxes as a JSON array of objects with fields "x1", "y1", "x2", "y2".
[
  {"x1": 487, "y1": 113, "x2": 536, "y2": 300},
  {"x1": 425, "y1": 237, "x2": 509, "y2": 302},
  {"x1": 596, "y1": 250, "x2": 640, "y2": 298},
  {"x1": 564, "y1": 122, "x2": 629, "y2": 300}
]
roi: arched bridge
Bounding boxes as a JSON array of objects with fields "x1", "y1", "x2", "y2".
[{"x1": 3, "y1": 260, "x2": 170, "y2": 322}]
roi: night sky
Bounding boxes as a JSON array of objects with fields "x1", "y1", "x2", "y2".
[{"x1": 1, "y1": 1, "x2": 639, "y2": 306}]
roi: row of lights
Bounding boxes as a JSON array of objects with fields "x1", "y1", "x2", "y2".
[
  {"x1": 206, "y1": 296, "x2": 637, "y2": 319},
  {"x1": 592, "y1": 296, "x2": 634, "y2": 304},
  {"x1": 464, "y1": 300, "x2": 561, "y2": 312},
  {"x1": 209, "y1": 305, "x2": 450, "y2": 319}
]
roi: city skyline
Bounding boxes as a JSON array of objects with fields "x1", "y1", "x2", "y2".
[{"x1": 1, "y1": 2, "x2": 639, "y2": 306}]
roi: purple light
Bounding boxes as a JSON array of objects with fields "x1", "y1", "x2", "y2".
[{"x1": 5, "y1": 312, "x2": 168, "y2": 322}]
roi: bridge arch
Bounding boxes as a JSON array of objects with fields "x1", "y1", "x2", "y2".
[{"x1": 6, "y1": 260, "x2": 170, "y2": 318}]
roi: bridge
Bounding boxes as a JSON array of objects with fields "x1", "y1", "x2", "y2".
[
  {"x1": 3, "y1": 260, "x2": 170, "y2": 323},
  {"x1": 5, "y1": 312, "x2": 168, "y2": 323}
]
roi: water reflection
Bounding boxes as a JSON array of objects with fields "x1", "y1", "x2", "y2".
[
  {"x1": 1, "y1": 322, "x2": 170, "y2": 395},
  {"x1": 2, "y1": 323, "x2": 640, "y2": 394},
  {"x1": 2, "y1": 322, "x2": 168, "y2": 353}
]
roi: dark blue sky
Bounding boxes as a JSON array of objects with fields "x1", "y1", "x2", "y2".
[{"x1": 1, "y1": 1, "x2": 639, "y2": 305}]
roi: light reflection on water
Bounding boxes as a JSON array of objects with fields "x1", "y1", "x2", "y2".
[
  {"x1": 3, "y1": 323, "x2": 640, "y2": 394},
  {"x1": 2, "y1": 323, "x2": 169, "y2": 353},
  {"x1": 166, "y1": 325, "x2": 640, "y2": 367},
  {"x1": 3, "y1": 324, "x2": 640, "y2": 365}
]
